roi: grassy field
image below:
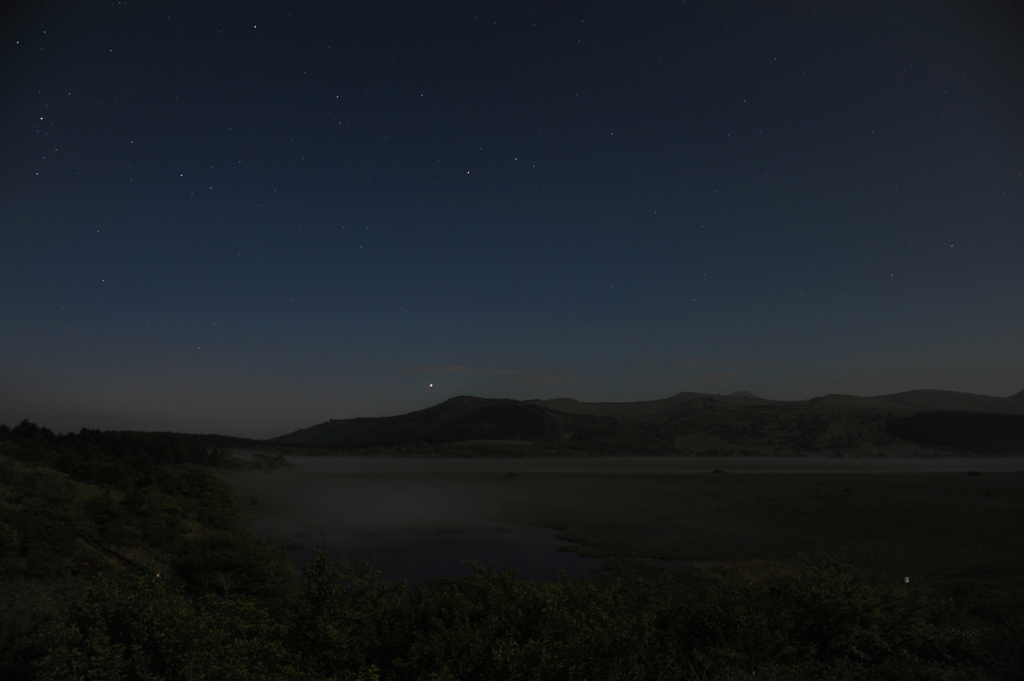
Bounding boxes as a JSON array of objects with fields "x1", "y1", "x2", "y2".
[{"x1": 496, "y1": 470, "x2": 1024, "y2": 587}]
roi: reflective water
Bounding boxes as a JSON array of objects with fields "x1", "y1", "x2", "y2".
[
  {"x1": 249, "y1": 517, "x2": 623, "y2": 581},
  {"x1": 219, "y1": 455, "x2": 1023, "y2": 581}
]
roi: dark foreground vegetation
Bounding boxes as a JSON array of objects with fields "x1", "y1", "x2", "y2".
[
  {"x1": 885, "y1": 411, "x2": 1024, "y2": 454},
  {"x1": 2, "y1": 422, "x2": 1023, "y2": 680}
]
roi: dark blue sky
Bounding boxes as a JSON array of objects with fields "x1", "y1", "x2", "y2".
[{"x1": 2, "y1": 0, "x2": 1023, "y2": 437}]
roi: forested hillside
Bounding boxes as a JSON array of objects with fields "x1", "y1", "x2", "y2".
[{"x1": 0, "y1": 421, "x2": 294, "y2": 594}]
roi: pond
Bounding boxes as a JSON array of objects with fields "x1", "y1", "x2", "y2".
[
  {"x1": 247, "y1": 517, "x2": 623, "y2": 581},
  {"x1": 218, "y1": 454, "x2": 1024, "y2": 582},
  {"x1": 218, "y1": 455, "x2": 734, "y2": 580}
]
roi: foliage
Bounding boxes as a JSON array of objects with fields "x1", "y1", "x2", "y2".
[
  {"x1": 1, "y1": 420, "x2": 1020, "y2": 679},
  {"x1": 174, "y1": 530, "x2": 296, "y2": 598},
  {"x1": 886, "y1": 411, "x2": 1024, "y2": 453},
  {"x1": 6, "y1": 546, "x2": 1007, "y2": 680},
  {"x1": 0, "y1": 422, "x2": 293, "y2": 590},
  {"x1": 8, "y1": 575, "x2": 301, "y2": 681},
  {"x1": 283, "y1": 542, "x2": 1006, "y2": 680},
  {"x1": 0, "y1": 420, "x2": 232, "y2": 491}
]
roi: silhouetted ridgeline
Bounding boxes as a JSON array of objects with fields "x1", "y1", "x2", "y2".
[
  {"x1": 273, "y1": 390, "x2": 1024, "y2": 455},
  {"x1": 272, "y1": 397, "x2": 557, "y2": 449}
]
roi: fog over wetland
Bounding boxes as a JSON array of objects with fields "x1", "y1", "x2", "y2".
[{"x1": 217, "y1": 455, "x2": 1024, "y2": 582}]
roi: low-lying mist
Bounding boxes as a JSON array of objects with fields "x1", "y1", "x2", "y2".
[
  {"x1": 217, "y1": 455, "x2": 1024, "y2": 582},
  {"x1": 217, "y1": 456, "x2": 608, "y2": 580}
]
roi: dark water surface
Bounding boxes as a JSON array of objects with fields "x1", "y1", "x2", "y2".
[
  {"x1": 218, "y1": 455, "x2": 1024, "y2": 582},
  {"x1": 248, "y1": 517, "x2": 621, "y2": 581}
]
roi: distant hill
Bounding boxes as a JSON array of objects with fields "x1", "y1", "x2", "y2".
[
  {"x1": 729, "y1": 391, "x2": 760, "y2": 399},
  {"x1": 160, "y1": 432, "x2": 269, "y2": 450},
  {"x1": 872, "y1": 389, "x2": 1024, "y2": 415},
  {"x1": 529, "y1": 391, "x2": 777, "y2": 419},
  {"x1": 274, "y1": 397, "x2": 557, "y2": 449},
  {"x1": 273, "y1": 388, "x2": 1024, "y2": 456},
  {"x1": 1011, "y1": 388, "x2": 1024, "y2": 400}
]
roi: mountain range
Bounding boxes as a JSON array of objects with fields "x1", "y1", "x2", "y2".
[{"x1": 270, "y1": 389, "x2": 1024, "y2": 456}]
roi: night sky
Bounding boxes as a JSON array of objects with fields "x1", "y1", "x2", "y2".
[{"x1": 2, "y1": 1, "x2": 1023, "y2": 438}]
